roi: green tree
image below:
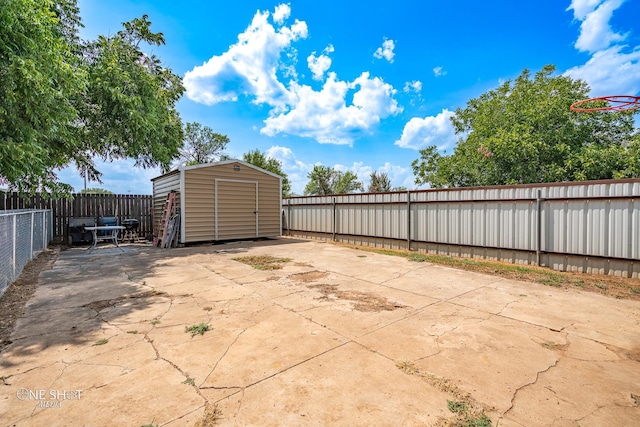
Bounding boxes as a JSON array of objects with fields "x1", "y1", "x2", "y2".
[
  {"x1": 304, "y1": 165, "x2": 363, "y2": 195},
  {"x1": 412, "y1": 65, "x2": 639, "y2": 188},
  {"x1": 79, "y1": 188, "x2": 113, "y2": 194},
  {"x1": 242, "y1": 149, "x2": 292, "y2": 197},
  {"x1": 0, "y1": 0, "x2": 84, "y2": 196},
  {"x1": 368, "y1": 171, "x2": 391, "y2": 192},
  {"x1": 178, "y1": 122, "x2": 229, "y2": 166},
  {"x1": 0, "y1": 3, "x2": 185, "y2": 197},
  {"x1": 77, "y1": 14, "x2": 184, "y2": 178}
]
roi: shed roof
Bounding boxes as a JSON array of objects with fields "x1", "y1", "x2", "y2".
[{"x1": 151, "y1": 160, "x2": 282, "y2": 182}]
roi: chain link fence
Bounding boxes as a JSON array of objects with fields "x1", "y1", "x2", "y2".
[{"x1": 0, "y1": 209, "x2": 53, "y2": 297}]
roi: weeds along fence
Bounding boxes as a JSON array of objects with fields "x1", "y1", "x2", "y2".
[
  {"x1": 283, "y1": 178, "x2": 640, "y2": 278},
  {"x1": 0, "y1": 209, "x2": 53, "y2": 296},
  {"x1": 0, "y1": 192, "x2": 153, "y2": 241}
]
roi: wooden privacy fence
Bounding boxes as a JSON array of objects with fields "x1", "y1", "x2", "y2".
[
  {"x1": 0, "y1": 193, "x2": 153, "y2": 240},
  {"x1": 284, "y1": 178, "x2": 640, "y2": 278}
]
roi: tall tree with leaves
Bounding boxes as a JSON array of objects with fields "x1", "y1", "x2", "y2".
[
  {"x1": 368, "y1": 171, "x2": 391, "y2": 192},
  {"x1": 0, "y1": 2, "x2": 185, "y2": 197},
  {"x1": 177, "y1": 122, "x2": 229, "y2": 166},
  {"x1": 242, "y1": 149, "x2": 291, "y2": 197},
  {"x1": 77, "y1": 14, "x2": 184, "y2": 178},
  {"x1": 304, "y1": 165, "x2": 363, "y2": 195},
  {"x1": 0, "y1": 0, "x2": 85, "y2": 195},
  {"x1": 412, "y1": 65, "x2": 639, "y2": 188}
]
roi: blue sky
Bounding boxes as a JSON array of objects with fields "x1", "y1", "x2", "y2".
[{"x1": 58, "y1": 0, "x2": 640, "y2": 195}]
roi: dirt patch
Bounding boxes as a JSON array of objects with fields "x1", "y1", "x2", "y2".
[
  {"x1": 539, "y1": 340, "x2": 570, "y2": 352},
  {"x1": 194, "y1": 405, "x2": 222, "y2": 427},
  {"x1": 232, "y1": 255, "x2": 291, "y2": 270},
  {"x1": 289, "y1": 271, "x2": 328, "y2": 283},
  {"x1": 308, "y1": 284, "x2": 405, "y2": 312},
  {"x1": 598, "y1": 343, "x2": 640, "y2": 363},
  {"x1": 396, "y1": 360, "x2": 493, "y2": 427},
  {"x1": 0, "y1": 247, "x2": 59, "y2": 351},
  {"x1": 82, "y1": 290, "x2": 169, "y2": 312},
  {"x1": 293, "y1": 262, "x2": 313, "y2": 267}
]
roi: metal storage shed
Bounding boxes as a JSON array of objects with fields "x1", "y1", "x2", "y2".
[{"x1": 151, "y1": 160, "x2": 282, "y2": 244}]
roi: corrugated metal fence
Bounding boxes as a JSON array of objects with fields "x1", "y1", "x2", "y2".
[
  {"x1": 0, "y1": 209, "x2": 53, "y2": 296},
  {"x1": 0, "y1": 192, "x2": 153, "y2": 240},
  {"x1": 284, "y1": 179, "x2": 640, "y2": 278}
]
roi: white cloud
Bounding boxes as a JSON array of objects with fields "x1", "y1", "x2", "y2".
[
  {"x1": 568, "y1": 0, "x2": 626, "y2": 53},
  {"x1": 403, "y1": 80, "x2": 422, "y2": 93},
  {"x1": 564, "y1": 45, "x2": 640, "y2": 95},
  {"x1": 564, "y1": 0, "x2": 639, "y2": 96},
  {"x1": 433, "y1": 66, "x2": 447, "y2": 77},
  {"x1": 262, "y1": 72, "x2": 401, "y2": 145},
  {"x1": 307, "y1": 44, "x2": 334, "y2": 80},
  {"x1": 266, "y1": 146, "x2": 417, "y2": 193},
  {"x1": 373, "y1": 38, "x2": 396, "y2": 63},
  {"x1": 57, "y1": 159, "x2": 159, "y2": 195},
  {"x1": 266, "y1": 145, "x2": 313, "y2": 173},
  {"x1": 377, "y1": 162, "x2": 414, "y2": 189},
  {"x1": 567, "y1": 0, "x2": 602, "y2": 19},
  {"x1": 184, "y1": 5, "x2": 400, "y2": 146},
  {"x1": 183, "y1": 4, "x2": 308, "y2": 108},
  {"x1": 394, "y1": 109, "x2": 457, "y2": 151},
  {"x1": 335, "y1": 161, "x2": 373, "y2": 185},
  {"x1": 272, "y1": 3, "x2": 290, "y2": 24},
  {"x1": 266, "y1": 145, "x2": 316, "y2": 194}
]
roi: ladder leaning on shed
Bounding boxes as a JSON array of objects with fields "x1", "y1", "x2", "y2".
[{"x1": 154, "y1": 191, "x2": 178, "y2": 247}]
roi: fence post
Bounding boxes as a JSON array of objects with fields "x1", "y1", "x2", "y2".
[
  {"x1": 407, "y1": 190, "x2": 411, "y2": 250},
  {"x1": 287, "y1": 199, "x2": 291, "y2": 236},
  {"x1": 43, "y1": 210, "x2": 47, "y2": 248},
  {"x1": 12, "y1": 214, "x2": 17, "y2": 280},
  {"x1": 332, "y1": 197, "x2": 336, "y2": 241},
  {"x1": 536, "y1": 189, "x2": 542, "y2": 266},
  {"x1": 30, "y1": 211, "x2": 35, "y2": 257}
]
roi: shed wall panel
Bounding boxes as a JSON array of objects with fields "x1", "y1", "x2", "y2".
[
  {"x1": 216, "y1": 180, "x2": 257, "y2": 240},
  {"x1": 181, "y1": 162, "x2": 281, "y2": 243}
]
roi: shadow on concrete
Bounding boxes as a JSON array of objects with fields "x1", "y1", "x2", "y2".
[{"x1": 0, "y1": 237, "x2": 307, "y2": 368}]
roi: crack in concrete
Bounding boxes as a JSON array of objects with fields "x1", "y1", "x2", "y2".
[
  {"x1": 202, "y1": 328, "x2": 247, "y2": 386},
  {"x1": 575, "y1": 405, "x2": 605, "y2": 424},
  {"x1": 207, "y1": 342, "x2": 351, "y2": 404},
  {"x1": 30, "y1": 360, "x2": 71, "y2": 416},
  {"x1": 443, "y1": 284, "x2": 489, "y2": 302},
  {"x1": 200, "y1": 385, "x2": 243, "y2": 390},
  {"x1": 164, "y1": 403, "x2": 207, "y2": 425},
  {"x1": 327, "y1": 269, "x2": 435, "y2": 300},
  {"x1": 486, "y1": 310, "x2": 575, "y2": 336},
  {"x1": 395, "y1": 359, "x2": 494, "y2": 424},
  {"x1": 495, "y1": 299, "x2": 518, "y2": 316},
  {"x1": 503, "y1": 358, "x2": 559, "y2": 416},
  {"x1": 144, "y1": 324, "x2": 209, "y2": 407},
  {"x1": 409, "y1": 325, "x2": 459, "y2": 363},
  {"x1": 233, "y1": 388, "x2": 246, "y2": 418}
]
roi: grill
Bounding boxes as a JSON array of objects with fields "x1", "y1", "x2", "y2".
[
  {"x1": 68, "y1": 217, "x2": 95, "y2": 245},
  {"x1": 122, "y1": 218, "x2": 140, "y2": 242}
]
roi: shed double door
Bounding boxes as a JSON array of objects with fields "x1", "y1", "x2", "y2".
[{"x1": 214, "y1": 179, "x2": 258, "y2": 240}]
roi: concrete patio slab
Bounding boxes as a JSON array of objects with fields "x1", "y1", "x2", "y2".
[
  {"x1": 213, "y1": 342, "x2": 452, "y2": 426},
  {"x1": 1, "y1": 238, "x2": 639, "y2": 426}
]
